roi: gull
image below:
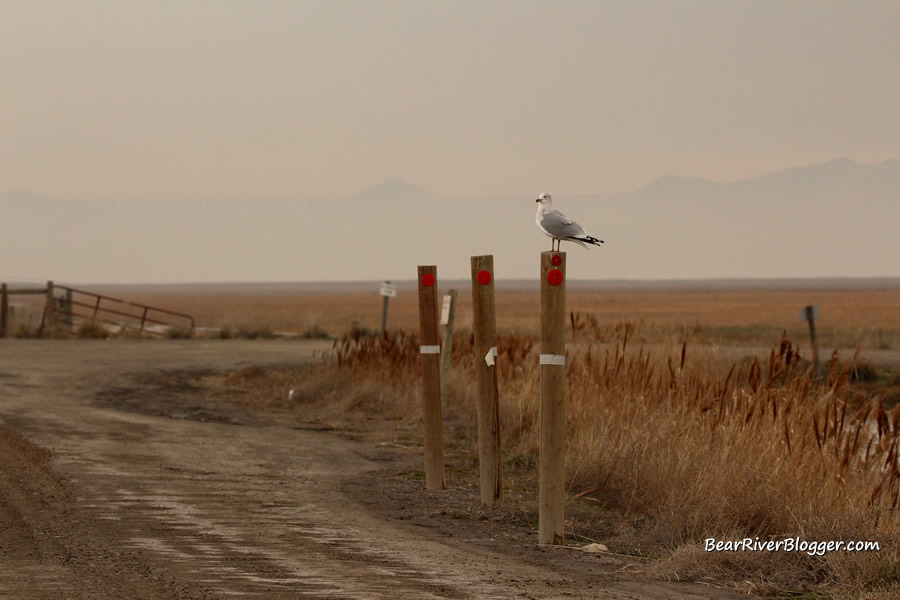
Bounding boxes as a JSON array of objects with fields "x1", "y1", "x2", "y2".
[{"x1": 535, "y1": 193, "x2": 604, "y2": 252}]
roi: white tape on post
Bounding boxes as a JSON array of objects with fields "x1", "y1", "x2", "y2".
[
  {"x1": 484, "y1": 346, "x2": 498, "y2": 366},
  {"x1": 420, "y1": 345, "x2": 441, "y2": 354},
  {"x1": 539, "y1": 354, "x2": 566, "y2": 366}
]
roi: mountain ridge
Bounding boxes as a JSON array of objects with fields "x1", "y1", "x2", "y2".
[
  {"x1": 635, "y1": 157, "x2": 900, "y2": 198},
  {"x1": 5, "y1": 157, "x2": 898, "y2": 204}
]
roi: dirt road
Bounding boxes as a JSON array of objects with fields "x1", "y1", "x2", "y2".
[{"x1": 0, "y1": 339, "x2": 743, "y2": 599}]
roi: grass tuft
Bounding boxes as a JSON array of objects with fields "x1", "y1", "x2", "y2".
[{"x1": 75, "y1": 321, "x2": 109, "y2": 339}]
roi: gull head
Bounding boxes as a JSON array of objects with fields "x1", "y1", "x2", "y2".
[{"x1": 535, "y1": 192, "x2": 552, "y2": 205}]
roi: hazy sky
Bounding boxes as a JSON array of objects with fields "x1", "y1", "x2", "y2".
[{"x1": 3, "y1": 1, "x2": 899, "y2": 202}]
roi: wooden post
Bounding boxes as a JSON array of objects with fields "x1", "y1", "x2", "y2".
[
  {"x1": 539, "y1": 251, "x2": 566, "y2": 545},
  {"x1": 439, "y1": 289, "x2": 458, "y2": 411},
  {"x1": 804, "y1": 305, "x2": 820, "y2": 378},
  {"x1": 471, "y1": 256, "x2": 502, "y2": 507},
  {"x1": 381, "y1": 295, "x2": 390, "y2": 336},
  {"x1": 1, "y1": 283, "x2": 8, "y2": 338},
  {"x1": 379, "y1": 281, "x2": 396, "y2": 336},
  {"x1": 65, "y1": 288, "x2": 73, "y2": 332},
  {"x1": 417, "y1": 266, "x2": 445, "y2": 490},
  {"x1": 43, "y1": 280, "x2": 55, "y2": 338}
]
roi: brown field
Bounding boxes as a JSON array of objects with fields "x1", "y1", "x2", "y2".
[
  {"x1": 7, "y1": 279, "x2": 899, "y2": 350},
  {"x1": 57, "y1": 280, "x2": 900, "y2": 351},
  {"x1": 5, "y1": 279, "x2": 900, "y2": 597}
]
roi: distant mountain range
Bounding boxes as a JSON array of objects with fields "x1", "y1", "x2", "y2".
[
  {"x1": 2, "y1": 158, "x2": 898, "y2": 283},
  {"x1": 344, "y1": 177, "x2": 427, "y2": 203},
  {"x1": 331, "y1": 157, "x2": 900, "y2": 205},
  {"x1": 631, "y1": 157, "x2": 900, "y2": 204}
]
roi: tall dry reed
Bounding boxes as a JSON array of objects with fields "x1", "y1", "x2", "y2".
[{"x1": 325, "y1": 321, "x2": 899, "y2": 596}]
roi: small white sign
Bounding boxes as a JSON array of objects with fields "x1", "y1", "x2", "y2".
[
  {"x1": 539, "y1": 353, "x2": 566, "y2": 366},
  {"x1": 798, "y1": 305, "x2": 820, "y2": 321},
  {"x1": 379, "y1": 282, "x2": 397, "y2": 298},
  {"x1": 484, "y1": 346, "x2": 497, "y2": 366},
  {"x1": 440, "y1": 295, "x2": 451, "y2": 325}
]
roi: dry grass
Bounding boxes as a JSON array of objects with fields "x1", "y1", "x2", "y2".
[
  {"x1": 317, "y1": 322, "x2": 900, "y2": 598},
  {"x1": 74, "y1": 321, "x2": 110, "y2": 339}
]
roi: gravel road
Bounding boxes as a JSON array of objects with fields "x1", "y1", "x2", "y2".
[{"x1": 0, "y1": 339, "x2": 744, "y2": 599}]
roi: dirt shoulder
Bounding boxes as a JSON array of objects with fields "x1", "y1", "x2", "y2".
[
  {"x1": 0, "y1": 427, "x2": 201, "y2": 600},
  {"x1": 0, "y1": 339, "x2": 743, "y2": 599}
]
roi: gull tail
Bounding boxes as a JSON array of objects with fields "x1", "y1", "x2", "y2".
[{"x1": 567, "y1": 235, "x2": 604, "y2": 248}]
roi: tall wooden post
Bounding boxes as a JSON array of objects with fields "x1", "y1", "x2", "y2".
[
  {"x1": 539, "y1": 251, "x2": 566, "y2": 545},
  {"x1": 439, "y1": 289, "x2": 458, "y2": 411},
  {"x1": 43, "y1": 280, "x2": 55, "y2": 338},
  {"x1": 471, "y1": 256, "x2": 502, "y2": 507},
  {"x1": 1, "y1": 283, "x2": 8, "y2": 338},
  {"x1": 417, "y1": 266, "x2": 445, "y2": 490}
]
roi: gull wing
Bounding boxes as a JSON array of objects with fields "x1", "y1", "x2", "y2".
[{"x1": 540, "y1": 208, "x2": 587, "y2": 238}]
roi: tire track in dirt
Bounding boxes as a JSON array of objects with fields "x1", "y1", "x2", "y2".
[
  {"x1": 59, "y1": 437, "x2": 486, "y2": 599},
  {"x1": 0, "y1": 427, "x2": 198, "y2": 600}
]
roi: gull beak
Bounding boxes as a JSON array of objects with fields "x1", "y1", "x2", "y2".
[{"x1": 535, "y1": 198, "x2": 541, "y2": 203}]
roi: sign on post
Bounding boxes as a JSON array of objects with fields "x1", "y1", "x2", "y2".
[
  {"x1": 440, "y1": 294, "x2": 452, "y2": 325},
  {"x1": 797, "y1": 305, "x2": 820, "y2": 321},
  {"x1": 439, "y1": 290, "x2": 457, "y2": 413},
  {"x1": 379, "y1": 281, "x2": 396, "y2": 336}
]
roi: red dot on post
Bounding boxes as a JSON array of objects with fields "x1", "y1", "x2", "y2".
[
  {"x1": 422, "y1": 273, "x2": 436, "y2": 287},
  {"x1": 547, "y1": 269, "x2": 563, "y2": 286},
  {"x1": 477, "y1": 270, "x2": 492, "y2": 285},
  {"x1": 551, "y1": 254, "x2": 562, "y2": 266}
]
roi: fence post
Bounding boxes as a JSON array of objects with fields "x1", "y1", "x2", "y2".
[
  {"x1": 804, "y1": 305, "x2": 820, "y2": 378},
  {"x1": 417, "y1": 265, "x2": 445, "y2": 490},
  {"x1": 471, "y1": 256, "x2": 502, "y2": 507},
  {"x1": 381, "y1": 295, "x2": 390, "y2": 336},
  {"x1": 1, "y1": 283, "x2": 7, "y2": 338},
  {"x1": 43, "y1": 280, "x2": 55, "y2": 338},
  {"x1": 439, "y1": 289, "x2": 458, "y2": 412},
  {"x1": 65, "y1": 288, "x2": 74, "y2": 333},
  {"x1": 539, "y1": 251, "x2": 566, "y2": 545}
]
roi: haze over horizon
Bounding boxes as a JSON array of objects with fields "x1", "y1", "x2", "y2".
[
  {"x1": 3, "y1": 156, "x2": 899, "y2": 284},
  {"x1": 2, "y1": 2, "x2": 899, "y2": 283}
]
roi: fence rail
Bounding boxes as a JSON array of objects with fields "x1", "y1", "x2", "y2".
[{"x1": 0, "y1": 281, "x2": 195, "y2": 338}]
